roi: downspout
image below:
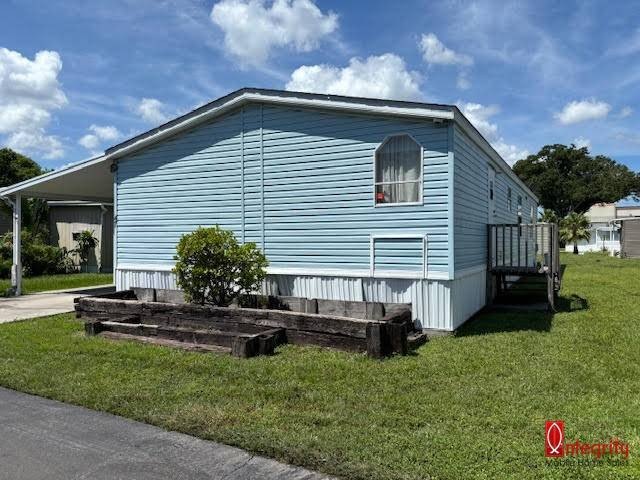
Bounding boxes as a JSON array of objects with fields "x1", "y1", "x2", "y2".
[
  {"x1": 99, "y1": 204, "x2": 108, "y2": 273},
  {"x1": 111, "y1": 161, "x2": 118, "y2": 284},
  {"x1": 1, "y1": 194, "x2": 21, "y2": 296}
]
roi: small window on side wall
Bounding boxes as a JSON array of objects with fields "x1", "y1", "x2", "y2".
[
  {"x1": 507, "y1": 187, "x2": 512, "y2": 212},
  {"x1": 375, "y1": 134, "x2": 422, "y2": 205}
]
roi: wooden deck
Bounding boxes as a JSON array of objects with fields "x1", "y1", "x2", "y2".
[{"x1": 487, "y1": 223, "x2": 561, "y2": 310}]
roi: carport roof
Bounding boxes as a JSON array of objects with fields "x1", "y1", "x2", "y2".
[{"x1": 0, "y1": 155, "x2": 112, "y2": 202}]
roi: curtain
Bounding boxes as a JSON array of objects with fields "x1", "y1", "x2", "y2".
[{"x1": 375, "y1": 135, "x2": 421, "y2": 203}]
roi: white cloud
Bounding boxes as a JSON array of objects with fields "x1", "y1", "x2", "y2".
[
  {"x1": 456, "y1": 71, "x2": 471, "y2": 90},
  {"x1": 607, "y1": 28, "x2": 640, "y2": 57},
  {"x1": 458, "y1": 102, "x2": 528, "y2": 165},
  {"x1": 573, "y1": 136, "x2": 591, "y2": 149},
  {"x1": 88, "y1": 124, "x2": 120, "y2": 141},
  {"x1": 420, "y1": 33, "x2": 473, "y2": 66},
  {"x1": 78, "y1": 134, "x2": 100, "y2": 151},
  {"x1": 614, "y1": 131, "x2": 640, "y2": 145},
  {"x1": 6, "y1": 131, "x2": 64, "y2": 160},
  {"x1": 492, "y1": 140, "x2": 530, "y2": 165},
  {"x1": 78, "y1": 124, "x2": 122, "y2": 153},
  {"x1": 0, "y1": 47, "x2": 67, "y2": 159},
  {"x1": 458, "y1": 102, "x2": 500, "y2": 138},
  {"x1": 555, "y1": 99, "x2": 611, "y2": 125},
  {"x1": 286, "y1": 54, "x2": 423, "y2": 101},
  {"x1": 210, "y1": 0, "x2": 338, "y2": 67},
  {"x1": 136, "y1": 98, "x2": 169, "y2": 124},
  {"x1": 619, "y1": 106, "x2": 633, "y2": 118}
]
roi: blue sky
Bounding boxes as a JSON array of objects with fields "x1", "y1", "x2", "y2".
[{"x1": 1, "y1": 0, "x2": 639, "y2": 173}]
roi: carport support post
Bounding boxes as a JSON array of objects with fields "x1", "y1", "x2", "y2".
[{"x1": 11, "y1": 193, "x2": 21, "y2": 296}]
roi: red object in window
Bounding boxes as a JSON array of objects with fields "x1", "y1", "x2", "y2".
[{"x1": 376, "y1": 192, "x2": 385, "y2": 203}]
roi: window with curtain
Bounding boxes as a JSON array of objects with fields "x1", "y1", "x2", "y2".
[{"x1": 375, "y1": 135, "x2": 422, "y2": 204}]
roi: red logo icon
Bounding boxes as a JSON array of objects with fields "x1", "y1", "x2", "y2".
[{"x1": 545, "y1": 420, "x2": 565, "y2": 457}]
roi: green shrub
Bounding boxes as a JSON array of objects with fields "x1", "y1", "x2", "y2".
[
  {"x1": 173, "y1": 226, "x2": 268, "y2": 306},
  {"x1": 0, "y1": 230, "x2": 75, "y2": 278},
  {"x1": 73, "y1": 229, "x2": 99, "y2": 272}
]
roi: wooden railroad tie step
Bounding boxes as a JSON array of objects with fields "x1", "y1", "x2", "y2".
[{"x1": 85, "y1": 320, "x2": 285, "y2": 357}]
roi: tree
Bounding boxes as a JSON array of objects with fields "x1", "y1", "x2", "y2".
[
  {"x1": 0, "y1": 148, "x2": 44, "y2": 186},
  {"x1": 513, "y1": 144, "x2": 640, "y2": 217},
  {"x1": 173, "y1": 226, "x2": 268, "y2": 307},
  {"x1": 74, "y1": 230, "x2": 99, "y2": 272},
  {"x1": 539, "y1": 208, "x2": 559, "y2": 224},
  {"x1": 560, "y1": 212, "x2": 591, "y2": 254},
  {"x1": 0, "y1": 148, "x2": 48, "y2": 236}
]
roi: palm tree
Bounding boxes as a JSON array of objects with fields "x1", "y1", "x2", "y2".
[
  {"x1": 539, "y1": 208, "x2": 559, "y2": 224},
  {"x1": 560, "y1": 212, "x2": 591, "y2": 254}
]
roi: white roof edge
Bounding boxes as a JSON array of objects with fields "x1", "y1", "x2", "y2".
[
  {"x1": 47, "y1": 200, "x2": 113, "y2": 206},
  {"x1": 452, "y1": 109, "x2": 538, "y2": 202},
  {"x1": 106, "y1": 92, "x2": 455, "y2": 161},
  {"x1": 0, "y1": 154, "x2": 107, "y2": 197},
  {"x1": 611, "y1": 216, "x2": 640, "y2": 221}
]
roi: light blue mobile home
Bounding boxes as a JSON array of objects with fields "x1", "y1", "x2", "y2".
[{"x1": 2, "y1": 89, "x2": 537, "y2": 331}]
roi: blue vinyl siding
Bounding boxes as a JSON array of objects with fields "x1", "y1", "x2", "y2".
[
  {"x1": 453, "y1": 125, "x2": 537, "y2": 272},
  {"x1": 116, "y1": 103, "x2": 451, "y2": 274},
  {"x1": 373, "y1": 237, "x2": 425, "y2": 273},
  {"x1": 452, "y1": 125, "x2": 488, "y2": 271}
]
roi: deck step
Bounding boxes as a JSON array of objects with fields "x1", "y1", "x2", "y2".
[
  {"x1": 99, "y1": 321, "x2": 257, "y2": 348},
  {"x1": 99, "y1": 331, "x2": 232, "y2": 353},
  {"x1": 407, "y1": 331, "x2": 428, "y2": 350}
]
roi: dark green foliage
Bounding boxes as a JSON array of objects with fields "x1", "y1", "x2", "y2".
[
  {"x1": 0, "y1": 230, "x2": 74, "y2": 277},
  {"x1": 538, "y1": 208, "x2": 558, "y2": 224},
  {"x1": 0, "y1": 148, "x2": 44, "y2": 187},
  {"x1": 513, "y1": 144, "x2": 640, "y2": 217},
  {"x1": 73, "y1": 230, "x2": 99, "y2": 272},
  {"x1": 173, "y1": 226, "x2": 268, "y2": 306},
  {"x1": 560, "y1": 212, "x2": 591, "y2": 254},
  {"x1": 0, "y1": 148, "x2": 49, "y2": 236}
]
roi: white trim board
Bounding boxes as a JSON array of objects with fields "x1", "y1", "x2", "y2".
[{"x1": 116, "y1": 263, "x2": 452, "y2": 281}]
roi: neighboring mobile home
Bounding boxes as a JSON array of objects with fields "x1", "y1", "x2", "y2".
[
  {"x1": 0, "y1": 89, "x2": 537, "y2": 331},
  {"x1": 48, "y1": 201, "x2": 114, "y2": 272},
  {"x1": 564, "y1": 201, "x2": 640, "y2": 255}
]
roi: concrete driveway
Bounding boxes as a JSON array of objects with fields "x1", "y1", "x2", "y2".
[
  {"x1": 0, "y1": 387, "x2": 331, "y2": 480},
  {"x1": 0, "y1": 285, "x2": 114, "y2": 324}
]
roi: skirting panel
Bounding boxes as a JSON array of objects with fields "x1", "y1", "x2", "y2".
[
  {"x1": 116, "y1": 268, "x2": 177, "y2": 291},
  {"x1": 450, "y1": 267, "x2": 487, "y2": 329},
  {"x1": 115, "y1": 268, "x2": 490, "y2": 331}
]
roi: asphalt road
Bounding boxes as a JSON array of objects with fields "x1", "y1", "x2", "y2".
[{"x1": 0, "y1": 387, "x2": 331, "y2": 480}]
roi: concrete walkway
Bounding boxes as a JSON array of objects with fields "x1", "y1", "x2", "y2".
[
  {"x1": 0, "y1": 387, "x2": 331, "y2": 480},
  {"x1": 0, "y1": 285, "x2": 114, "y2": 324}
]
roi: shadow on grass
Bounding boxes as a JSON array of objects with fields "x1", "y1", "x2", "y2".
[{"x1": 455, "y1": 294, "x2": 589, "y2": 337}]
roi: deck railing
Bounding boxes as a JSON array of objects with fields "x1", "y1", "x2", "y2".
[{"x1": 488, "y1": 222, "x2": 559, "y2": 274}]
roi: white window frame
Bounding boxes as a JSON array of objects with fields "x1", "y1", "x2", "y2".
[
  {"x1": 369, "y1": 233, "x2": 428, "y2": 279},
  {"x1": 373, "y1": 133, "x2": 424, "y2": 207},
  {"x1": 507, "y1": 187, "x2": 512, "y2": 212}
]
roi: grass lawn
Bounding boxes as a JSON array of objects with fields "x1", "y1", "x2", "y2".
[
  {"x1": 0, "y1": 272, "x2": 113, "y2": 296},
  {"x1": 0, "y1": 254, "x2": 639, "y2": 479}
]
